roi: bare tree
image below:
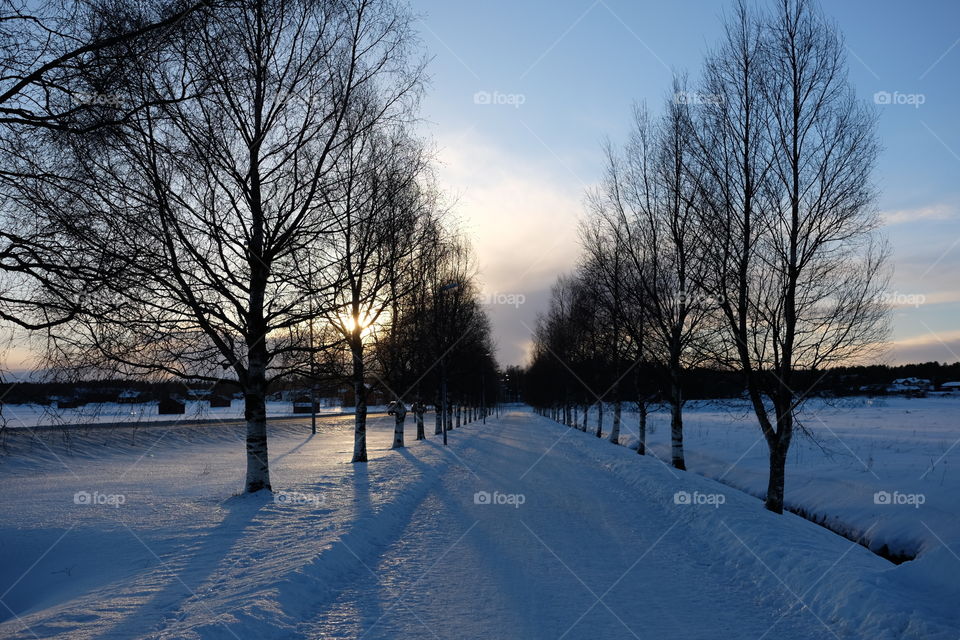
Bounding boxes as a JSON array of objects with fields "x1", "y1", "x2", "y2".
[
  {"x1": 581, "y1": 191, "x2": 655, "y2": 453},
  {"x1": 320, "y1": 121, "x2": 428, "y2": 462},
  {"x1": 371, "y1": 177, "x2": 446, "y2": 449},
  {"x1": 27, "y1": 0, "x2": 423, "y2": 492},
  {"x1": 0, "y1": 0, "x2": 214, "y2": 330},
  {"x1": 589, "y1": 93, "x2": 713, "y2": 470},
  {"x1": 693, "y1": 0, "x2": 888, "y2": 512}
]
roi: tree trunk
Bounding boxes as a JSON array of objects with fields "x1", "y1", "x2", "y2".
[
  {"x1": 435, "y1": 392, "x2": 443, "y2": 435},
  {"x1": 610, "y1": 400, "x2": 621, "y2": 445},
  {"x1": 351, "y1": 332, "x2": 367, "y2": 463},
  {"x1": 243, "y1": 374, "x2": 271, "y2": 493},
  {"x1": 455, "y1": 404, "x2": 461, "y2": 428},
  {"x1": 416, "y1": 406, "x2": 425, "y2": 440},
  {"x1": 582, "y1": 405, "x2": 588, "y2": 432},
  {"x1": 765, "y1": 436, "x2": 789, "y2": 513},
  {"x1": 669, "y1": 368, "x2": 685, "y2": 470},
  {"x1": 392, "y1": 406, "x2": 405, "y2": 449},
  {"x1": 244, "y1": 329, "x2": 271, "y2": 492},
  {"x1": 636, "y1": 402, "x2": 647, "y2": 455},
  {"x1": 596, "y1": 402, "x2": 603, "y2": 438},
  {"x1": 765, "y1": 399, "x2": 794, "y2": 513},
  {"x1": 441, "y1": 368, "x2": 449, "y2": 445}
]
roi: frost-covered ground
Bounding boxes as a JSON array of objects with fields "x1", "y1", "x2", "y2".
[
  {"x1": 1, "y1": 407, "x2": 957, "y2": 639},
  {"x1": 0, "y1": 400, "x2": 386, "y2": 429},
  {"x1": 579, "y1": 396, "x2": 960, "y2": 561}
]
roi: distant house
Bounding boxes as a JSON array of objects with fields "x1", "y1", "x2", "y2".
[
  {"x1": 858, "y1": 383, "x2": 888, "y2": 396},
  {"x1": 158, "y1": 397, "x2": 186, "y2": 415},
  {"x1": 292, "y1": 395, "x2": 320, "y2": 414},
  {"x1": 55, "y1": 397, "x2": 84, "y2": 409},
  {"x1": 887, "y1": 377, "x2": 932, "y2": 397},
  {"x1": 209, "y1": 395, "x2": 232, "y2": 408},
  {"x1": 117, "y1": 389, "x2": 147, "y2": 404},
  {"x1": 938, "y1": 381, "x2": 960, "y2": 394}
]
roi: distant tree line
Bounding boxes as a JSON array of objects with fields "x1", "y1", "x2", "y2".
[
  {"x1": 0, "y1": 0, "x2": 498, "y2": 492},
  {"x1": 525, "y1": 361, "x2": 960, "y2": 408},
  {"x1": 526, "y1": 0, "x2": 890, "y2": 514}
]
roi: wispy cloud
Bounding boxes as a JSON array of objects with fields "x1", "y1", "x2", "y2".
[
  {"x1": 890, "y1": 330, "x2": 960, "y2": 365},
  {"x1": 436, "y1": 131, "x2": 589, "y2": 366},
  {"x1": 881, "y1": 203, "x2": 956, "y2": 225}
]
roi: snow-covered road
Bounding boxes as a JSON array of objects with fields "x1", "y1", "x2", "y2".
[
  {"x1": 1, "y1": 408, "x2": 956, "y2": 639},
  {"x1": 303, "y1": 409, "x2": 826, "y2": 639}
]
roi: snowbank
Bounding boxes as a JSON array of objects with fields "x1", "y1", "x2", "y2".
[
  {"x1": 578, "y1": 397, "x2": 960, "y2": 561},
  {"x1": 547, "y1": 412, "x2": 960, "y2": 638}
]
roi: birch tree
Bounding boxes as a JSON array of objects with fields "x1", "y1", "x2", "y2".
[
  {"x1": 693, "y1": 0, "x2": 887, "y2": 512},
  {"x1": 0, "y1": 0, "x2": 212, "y2": 330},
  {"x1": 27, "y1": 0, "x2": 423, "y2": 492}
]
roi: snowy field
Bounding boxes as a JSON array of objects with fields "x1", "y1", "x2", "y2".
[
  {"x1": 1, "y1": 407, "x2": 958, "y2": 639},
  {"x1": 0, "y1": 400, "x2": 381, "y2": 429},
  {"x1": 579, "y1": 396, "x2": 960, "y2": 561}
]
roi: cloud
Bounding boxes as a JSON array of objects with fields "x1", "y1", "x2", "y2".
[
  {"x1": 889, "y1": 330, "x2": 960, "y2": 365},
  {"x1": 881, "y1": 203, "x2": 956, "y2": 225},
  {"x1": 436, "y1": 131, "x2": 589, "y2": 366}
]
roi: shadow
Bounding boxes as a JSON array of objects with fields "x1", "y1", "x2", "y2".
[
  {"x1": 352, "y1": 461, "x2": 373, "y2": 520},
  {"x1": 93, "y1": 492, "x2": 269, "y2": 640},
  {"x1": 276, "y1": 444, "x2": 451, "y2": 636},
  {"x1": 271, "y1": 432, "x2": 316, "y2": 465}
]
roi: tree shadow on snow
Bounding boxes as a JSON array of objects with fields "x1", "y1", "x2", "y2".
[{"x1": 92, "y1": 491, "x2": 269, "y2": 640}]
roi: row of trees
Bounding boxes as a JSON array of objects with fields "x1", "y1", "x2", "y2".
[
  {"x1": 527, "y1": 0, "x2": 889, "y2": 513},
  {"x1": 0, "y1": 0, "x2": 498, "y2": 492}
]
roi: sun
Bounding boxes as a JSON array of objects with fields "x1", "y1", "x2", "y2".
[{"x1": 340, "y1": 313, "x2": 375, "y2": 335}]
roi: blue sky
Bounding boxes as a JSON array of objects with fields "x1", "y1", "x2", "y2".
[{"x1": 409, "y1": 0, "x2": 960, "y2": 366}]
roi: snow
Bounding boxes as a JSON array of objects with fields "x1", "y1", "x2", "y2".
[
  {"x1": 0, "y1": 407, "x2": 957, "y2": 639},
  {"x1": 585, "y1": 396, "x2": 960, "y2": 562},
  {"x1": 0, "y1": 401, "x2": 387, "y2": 429}
]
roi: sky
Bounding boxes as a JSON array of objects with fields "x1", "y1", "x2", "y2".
[
  {"x1": 410, "y1": 0, "x2": 960, "y2": 367},
  {"x1": 2, "y1": 0, "x2": 958, "y2": 374}
]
